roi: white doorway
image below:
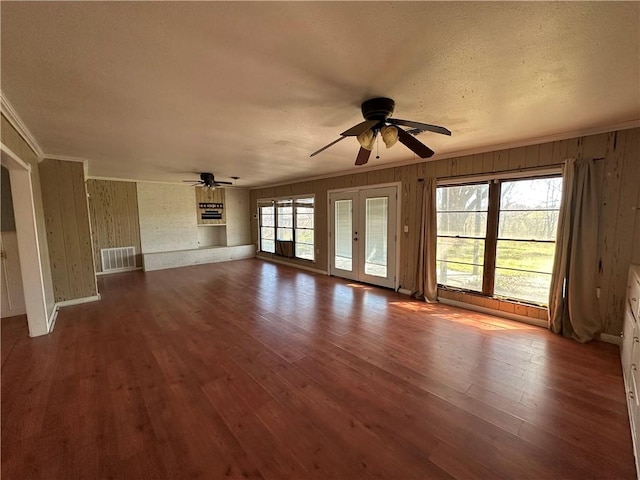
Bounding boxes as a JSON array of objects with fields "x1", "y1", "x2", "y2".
[
  {"x1": 1, "y1": 233, "x2": 26, "y2": 318},
  {"x1": 329, "y1": 185, "x2": 398, "y2": 289},
  {"x1": 1, "y1": 167, "x2": 26, "y2": 318},
  {"x1": 1, "y1": 147, "x2": 49, "y2": 336}
]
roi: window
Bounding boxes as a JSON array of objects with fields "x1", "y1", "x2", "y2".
[
  {"x1": 436, "y1": 183, "x2": 489, "y2": 292},
  {"x1": 436, "y1": 175, "x2": 562, "y2": 306},
  {"x1": 295, "y1": 198, "x2": 314, "y2": 260},
  {"x1": 258, "y1": 196, "x2": 315, "y2": 261},
  {"x1": 259, "y1": 204, "x2": 275, "y2": 253}
]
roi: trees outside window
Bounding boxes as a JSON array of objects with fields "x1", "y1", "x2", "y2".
[{"x1": 436, "y1": 176, "x2": 562, "y2": 305}]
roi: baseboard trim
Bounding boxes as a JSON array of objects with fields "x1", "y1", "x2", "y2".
[
  {"x1": 55, "y1": 294, "x2": 101, "y2": 309},
  {"x1": 598, "y1": 332, "x2": 622, "y2": 346},
  {"x1": 438, "y1": 297, "x2": 548, "y2": 328},
  {"x1": 398, "y1": 288, "x2": 412, "y2": 296},
  {"x1": 96, "y1": 267, "x2": 142, "y2": 276},
  {"x1": 46, "y1": 294, "x2": 101, "y2": 334},
  {"x1": 256, "y1": 255, "x2": 328, "y2": 275},
  {"x1": 48, "y1": 307, "x2": 58, "y2": 333}
]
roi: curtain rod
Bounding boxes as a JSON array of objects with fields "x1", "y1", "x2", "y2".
[{"x1": 423, "y1": 157, "x2": 606, "y2": 182}]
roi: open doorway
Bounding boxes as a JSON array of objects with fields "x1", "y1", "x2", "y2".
[
  {"x1": 1, "y1": 146, "x2": 49, "y2": 337},
  {"x1": 1, "y1": 166, "x2": 26, "y2": 319}
]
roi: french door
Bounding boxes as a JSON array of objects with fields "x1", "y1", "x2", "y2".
[{"x1": 329, "y1": 186, "x2": 397, "y2": 289}]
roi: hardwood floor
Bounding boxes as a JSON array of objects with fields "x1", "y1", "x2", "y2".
[{"x1": 2, "y1": 258, "x2": 635, "y2": 479}]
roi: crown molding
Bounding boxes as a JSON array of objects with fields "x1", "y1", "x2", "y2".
[
  {"x1": 41, "y1": 154, "x2": 88, "y2": 164},
  {"x1": 250, "y1": 119, "x2": 640, "y2": 190},
  {"x1": 0, "y1": 91, "x2": 44, "y2": 158}
]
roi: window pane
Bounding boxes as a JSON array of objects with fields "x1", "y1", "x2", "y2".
[
  {"x1": 261, "y1": 239, "x2": 275, "y2": 253},
  {"x1": 365, "y1": 197, "x2": 388, "y2": 277},
  {"x1": 436, "y1": 237, "x2": 484, "y2": 291},
  {"x1": 296, "y1": 229, "x2": 314, "y2": 243},
  {"x1": 498, "y1": 210, "x2": 559, "y2": 241},
  {"x1": 437, "y1": 212, "x2": 487, "y2": 237},
  {"x1": 437, "y1": 237, "x2": 485, "y2": 266},
  {"x1": 436, "y1": 261, "x2": 483, "y2": 292},
  {"x1": 495, "y1": 240, "x2": 556, "y2": 274},
  {"x1": 295, "y1": 243, "x2": 314, "y2": 260},
  {"x1": 494, "y1": 269, "x2": 552, "y2": 305},
  {"x1": 261, "y1": 214, "x2": 275, "y2": 227},
  {"x1": 260, "y1": 205, "x2": 274, "y2": 215},
  {"x1": 437, "y1": 184, "x2": 489, "y2": 212},
  {"x1": 260, "y1": 227, "x2": 274, "y2": 240},
  {"x1": 335, "y1": 200, "x2": 352, "y2": 268},
  {"x1": 500, "y1": 177, "x2": 563, "y2": 210},
  {"x1": 296, "y1": 213, "x2": 314, "y2": 229},
  {"x1": 277, "y1": 228, "x2": 293, "y2": 241},
  {"x1": 278, "y1": 212, "x2": 293, "y2": 228}
]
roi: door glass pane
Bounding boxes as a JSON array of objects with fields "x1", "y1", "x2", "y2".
[
  {"x1": 364, "y1": 197, "x2": 388, "y2": 277},
  {"x1": 334, "y1": 200, "x2": 352, "y2": 271}
]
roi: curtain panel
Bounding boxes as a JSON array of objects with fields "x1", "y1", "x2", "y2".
[
  {"x1": 548, "y1": 158, "x2": 603, "y2": 342},
  {"x1": 414, "y1": 178, "x2": 438, "y2": 302}
]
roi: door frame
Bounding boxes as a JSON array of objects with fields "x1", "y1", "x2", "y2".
[
  {"x1": 327, "y1": 182, "x2": 401, "y2": 290},
  {"x1": 0, "y1": 144, "x2": 49, "y2": 336}
]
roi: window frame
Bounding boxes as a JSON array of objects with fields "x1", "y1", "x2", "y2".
[
  {"x1": 257, "y1": 194, "x2": 315, "y2": 262},
  {"x1": 436, "y1": 170, "x2": 562, "y2": 306}
]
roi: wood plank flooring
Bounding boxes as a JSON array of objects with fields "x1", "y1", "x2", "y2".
[{"x1": 1, "y1": 259, "x2": 635, "y2": 479}]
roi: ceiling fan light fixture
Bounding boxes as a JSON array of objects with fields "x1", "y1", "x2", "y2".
[
  {"x1": 381, "y1": 125, "x2": 398, "y2": 148},
  {"x1": 357, "y1": 129, "x2": 376, "y2": 150}
]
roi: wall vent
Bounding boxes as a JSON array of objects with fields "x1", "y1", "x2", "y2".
[{"x1": 101, "y1": 246, "x2": 137, "y2": 273}]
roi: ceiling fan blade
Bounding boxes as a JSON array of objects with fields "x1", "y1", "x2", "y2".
[
  {"x1": 310, "y1": 136, "x2": 346, "y2": 157},
  {"x1": 214, "y1": 181, "x2": 233, "y2": 185},
  {"x1": 388, "y1": 118, "x2": 451, "y2": 136},
  {"x1": 396, "y1": 128, "x2": 435, "y2": 158},
  {"x1": 341, "y1": 119, "x2": 379, "y2": 137},
  {"x1": 355, "y1": 147, "x2": 372, "y2": 166}
]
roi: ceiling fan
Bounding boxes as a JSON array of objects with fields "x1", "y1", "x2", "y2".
[
  {"x1": 310, "y1": 97, "x2": 451, "y2": 166},
  {"x1": 182, "y1": 172, "x2": 233, "y2": 189}
]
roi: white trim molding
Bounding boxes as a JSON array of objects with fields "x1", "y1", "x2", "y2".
[
  {"x1": 598, "y1": 333, "x2": 622, "y2": 346},
  {"x1": 47, "y1": 294, "x2": 102, "y2": 333},
  {"x1": 0, "y1": 91, "x2": 43, "y2": 158},
  {"x1": 0, "y1": 143, "x2": 31, "y2": 172}
]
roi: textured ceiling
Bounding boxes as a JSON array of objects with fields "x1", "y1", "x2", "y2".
[{"x1": 1, "y1": 2, "x2": 639, "y2": 187}]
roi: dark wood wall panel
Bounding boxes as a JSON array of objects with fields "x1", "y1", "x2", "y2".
[
  {"x1": 39, "y1": 159, "x2": 96, "y2": 302},
  {"x1": 86, "y1": 179, "x2": 141, "y2": 273}
]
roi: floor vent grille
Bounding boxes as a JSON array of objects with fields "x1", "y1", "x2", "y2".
[{"x1": 101, "y1": 246, "x2": 137, "y2": 273}]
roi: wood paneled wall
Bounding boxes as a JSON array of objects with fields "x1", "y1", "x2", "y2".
[
  {"x1": 1, "y1": 114, "x2": 56, "y2": 315},
  {"x1": 86, "y1": 179, "x2": 141, "y2": 273},
  {"x1": 39, "y1": 159, "x2": 97, "y2": 302},
  {"x1": 250, "y1": 127, "x2": 640, "y2": 336}
]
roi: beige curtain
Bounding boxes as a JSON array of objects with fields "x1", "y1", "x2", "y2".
[
  {"x1": 548, "y1": 158, "x2": 602, "y2": 342},
  {"x1": 414, "y1": 177, "x2": 438, "y2": 302}
]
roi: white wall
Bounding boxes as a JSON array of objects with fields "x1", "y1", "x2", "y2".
[
  {"x1": 225, "y1": 188, "x2": 251, "y2": 246},
  {"x1": 136, "y1": 183, "x2": 198, "y2": 253}
]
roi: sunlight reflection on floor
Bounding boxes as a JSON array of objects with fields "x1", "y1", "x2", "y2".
[{"x1": 390, "y1": 300, "x2": 539, "y2": 332}]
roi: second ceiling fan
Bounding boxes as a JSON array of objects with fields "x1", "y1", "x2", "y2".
[{"x1": 310, "y1": 97, "x2": 451, "y2": 165}]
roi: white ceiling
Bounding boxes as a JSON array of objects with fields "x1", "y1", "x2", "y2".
[{"x1": 1, "y1": 2, "x2": 639, "y2": 187}]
